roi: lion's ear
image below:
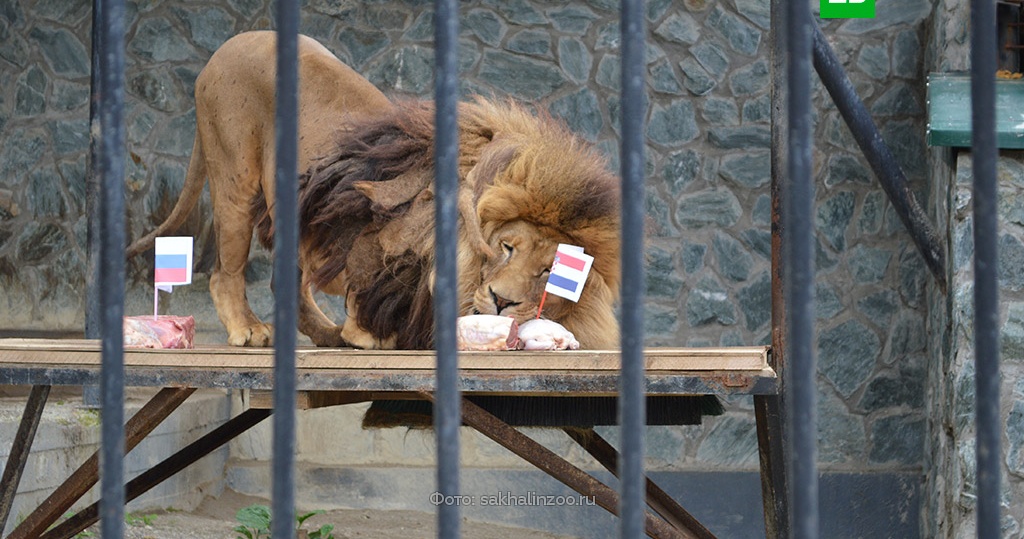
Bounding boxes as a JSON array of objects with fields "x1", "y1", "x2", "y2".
[
  {"x1": 354, "y1": 171, "x2": 431, "y2": 211},
  {"x1": 466, "y1": 142, "x2": 517, "y2": 193},
  {"x1": 460, "y1": 142, "x2": 519, "y2": 257}
]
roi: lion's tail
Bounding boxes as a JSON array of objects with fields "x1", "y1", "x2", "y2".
[{"x1": 125, "y1": 136, "x2": 207, "y2": 259}]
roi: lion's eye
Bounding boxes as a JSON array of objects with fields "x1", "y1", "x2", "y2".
[
  {"x1": 537, "y1": 268, "x2": 550, "y2": 278},
  {"x1": 500, "y1": 241, "x2": 514, "y2": 258}
]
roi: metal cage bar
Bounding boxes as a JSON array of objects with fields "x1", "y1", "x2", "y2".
[
  {"x1": 271, "y1": 1, "x2": 300, "y2": 538},
  {"x1": 618, "y1": 0, "x2": 648, "y2": 537},
  {"x1": 96, "y1": 0, "x2": 128, "y2": 537},
  {"x1": 783, "y1": 0, "x2": 819, "y2": 538},
  {"x1": 970, "y1": 0, "x2": 1003, "y2": 535},
  {"x1": 433, "y1": 0, "x2": 462, "y2": 537}
]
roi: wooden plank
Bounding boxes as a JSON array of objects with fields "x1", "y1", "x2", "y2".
[
  {"x1": 249, "y1": 390, "x2": 373, "y2": 410},
  {"x1": 0, "y1": 339, "x2": 769, "y2": 372}
]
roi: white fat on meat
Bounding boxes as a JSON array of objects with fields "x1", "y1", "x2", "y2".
[
  {"x1": 516, "y1": 319, "x2": 580, "y2": 351},
  {"x1": 456, "y1": 315, "x2": 519, "y2": 351}
]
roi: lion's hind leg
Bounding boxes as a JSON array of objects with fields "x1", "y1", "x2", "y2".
[{"x1": 205, "y1": 155, "x2": 273, "y2": 347}]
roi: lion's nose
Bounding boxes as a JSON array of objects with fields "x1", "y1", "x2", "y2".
[{"x1": 489, "y1": 287, "x2": 521, "y2": 314}]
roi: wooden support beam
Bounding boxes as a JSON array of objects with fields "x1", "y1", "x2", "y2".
[
  {"x1": 248, "y1": 390, "x2": 372, "y2": 410},
  {"x1": 39, "y1": 407, "x2": 271, "y2": 539},
  {"x1": 0, "y1": 385, "x2": 51, "y2": 534},
  {"x1": 436, "y1": 393, "x2": 685, "y2": 539},
  {"x1": 7, "y1": 387, "x2": 195, "y2": 539},
  {"x1": 563, "y1": 427, "x2": 715, "y2": 539}
]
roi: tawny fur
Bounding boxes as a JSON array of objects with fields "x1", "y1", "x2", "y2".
[{"x1": 127, "y1": 31, "x2": 621, "y2": 349}]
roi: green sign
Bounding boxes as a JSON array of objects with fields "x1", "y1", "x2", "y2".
[{"x1": 820, "y1": 0, "x2": 875, "y2": 19}]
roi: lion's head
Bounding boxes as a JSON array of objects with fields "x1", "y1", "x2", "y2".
[{"x1": 293, "y1": 97, "x2": 621, "y2": 349}]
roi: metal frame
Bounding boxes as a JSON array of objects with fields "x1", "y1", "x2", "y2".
[{"x1": 0, "y1": 0, "x2": 1003, "y2": 537}]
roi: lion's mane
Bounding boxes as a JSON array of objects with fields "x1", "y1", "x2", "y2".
[{"x1": 255, "y1": 97, "x2": 621, "y2": 349}]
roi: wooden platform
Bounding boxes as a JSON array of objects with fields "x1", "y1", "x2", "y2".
[
  {"x1": 0, "y1": 338, "x2": 779, "y2": 539},
  {"x1": 0, "y1": 339, "x2": 776, "y2": 396}
]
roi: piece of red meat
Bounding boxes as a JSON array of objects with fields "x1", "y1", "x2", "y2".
[{"x1": 123, "y1": 315, "x2": 196, "y2": 349}]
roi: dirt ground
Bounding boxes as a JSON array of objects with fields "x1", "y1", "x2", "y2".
[{"x1": 84, "y1": 488, "x2": 576, "y2": 539}]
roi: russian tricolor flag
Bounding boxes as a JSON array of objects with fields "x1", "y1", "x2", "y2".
[
  {"x1": 154, "y1": 236, "x2": 193, "y2": 292},
  {"x1": 545, "y1": 244, "x2": 593, "y2": 303}
]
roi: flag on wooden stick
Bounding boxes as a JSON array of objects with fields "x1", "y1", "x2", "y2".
[
  {"x1": 154, "y1": 236, "x2": 193, "y2": 292},
  {"x1": 536, "y1": 244, "x2": 592, "y2": 318},
  {"x1": 545, "y1": 244, "x2": 593, "y2": 302}
]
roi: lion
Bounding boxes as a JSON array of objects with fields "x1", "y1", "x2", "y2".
[{"x1": 127, "y1": 30, "x2": 621, "y2": 350}]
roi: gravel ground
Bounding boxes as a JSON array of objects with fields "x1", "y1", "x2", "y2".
[{"x1": 83, "y1": 489, "x2": 576, "y2": 539}]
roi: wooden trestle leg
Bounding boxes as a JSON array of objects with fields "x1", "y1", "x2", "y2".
[
  {"x1": 754, "y1": 394, "x2": 789, "y2": 539},
  {"x1": 6, "y1": 387, "x2": 196, "y2": 539},
  {"x1": 0, "y1": 385, "x2": 51, "y2": 534},
  {"x1": 39, "y1": 407, "x2": 272, "y2": 539},
  {"x1": 563, "y1": 427, "x2": 716, "y2": 539},
  {"x1": 434, "y1": 393, "x2": 686, "y2": 539}
]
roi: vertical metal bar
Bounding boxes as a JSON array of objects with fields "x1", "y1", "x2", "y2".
[
  {"x1": 619, "y1": 0, "x2": 646, "y2": 538},
  {"x1": 272, "y1": 1, "x2": 300, "y2": 537},
  {"x1": 970, "y1": 0, "x2": 1002, "y2": 535},
  {"x1": 783, "y1": 0, "x2": 818, "y2": 537},
  {"x1": 96, "y1": 0, "x2": 127, "y2": 536},
  {"x1": 433, "y1": 0, "x2": 461, "y2": 537},
  {"x1": 83, "y1": 0, "x2": 102, "y2": 407}
]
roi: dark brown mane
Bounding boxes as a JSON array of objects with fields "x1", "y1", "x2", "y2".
[
  {"x1": 252, "y1": 96, "x2": 620, "y2": 350},
  {"x1": 255, "y1": 100, "x2": 444, "y2": 347}
]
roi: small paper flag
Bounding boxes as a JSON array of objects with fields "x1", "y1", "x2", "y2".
[
  {"x1": 154, "y1": 236, "x2": 193, "y2": 293},
  {"x1": 544, "y1": 243, "x2": 593, "y2": 303}
]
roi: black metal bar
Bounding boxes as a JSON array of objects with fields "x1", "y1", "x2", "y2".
[
  {"x1": 39, "y1": 408, "x2": 272, "y2": 539},
  {"x1": 971, "y1": 0, "x2": 1002, "y2": 534},
  {"x1": 784, "y1": 0, "x2": 818, "y2": 538},
  {"x1": 619, "y1": 1, "x2": 646, "y2": 537},
  {"x1": 0, "y1": 385, "x2": 50, "y2": 533},
  {"x1": 96, "y1": 0, "x2": 127, "y2": 536},
  {"x1": 272, "y1": 1, "x2": 300, "y2": 537},
  {"x1": 433, "y1": 0, "x2": 460, "y2": 537},
  {"x1": 810, "y1": 23, "x2": 947, "y2": 293},
  {"x1": 83, "y1": 0, "x2": 102, "y2": 407}
]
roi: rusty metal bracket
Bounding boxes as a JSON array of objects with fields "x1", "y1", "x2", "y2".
[{"x1": 7, "y1": 387, "x2": 195, "y2": 539}]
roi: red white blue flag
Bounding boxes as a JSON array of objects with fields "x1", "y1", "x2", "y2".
[
  {"x1": 545, "y1": 244, "x2": 593, "y2": 303},
  {"x1": 154, "y1": 236, "x2": 193, "y2": 292}
]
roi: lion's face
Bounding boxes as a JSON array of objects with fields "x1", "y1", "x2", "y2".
[{"x1": 470, "y1": 220, "x2": 571, "y2": 324}]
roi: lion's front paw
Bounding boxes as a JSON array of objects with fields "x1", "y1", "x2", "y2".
[
  {"x1": 226, "y1": 323, "x2": 274, "y2": 347},
  {"x1": 307, "y1": 326, "x2": 351, "y2": 348}
]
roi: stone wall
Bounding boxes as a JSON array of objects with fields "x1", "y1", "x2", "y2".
[
  {"x1": 925, "y1": 151, "x2": 1024, "y2": 536},
  {"x1": 924, "y1": 0, "x2": 1024, "y2": 535},
  {"x1": 1, "y1": 0, "x2": 939, "y2": 534}
]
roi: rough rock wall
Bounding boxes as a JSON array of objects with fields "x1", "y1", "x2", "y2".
[{"x1": 0, "y1": 0, "x2": 936, "y2": 510}]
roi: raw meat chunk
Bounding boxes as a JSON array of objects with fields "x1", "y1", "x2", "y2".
[
  {"x1": 123, "y1": 315, "x2": 196, "y2": 349},
  {"x1": 516, "y1": 319, "x2": 580, "y2": 350},
  {"x1": 456, "y1": 315, "x2": 519, "y2": 351}
]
